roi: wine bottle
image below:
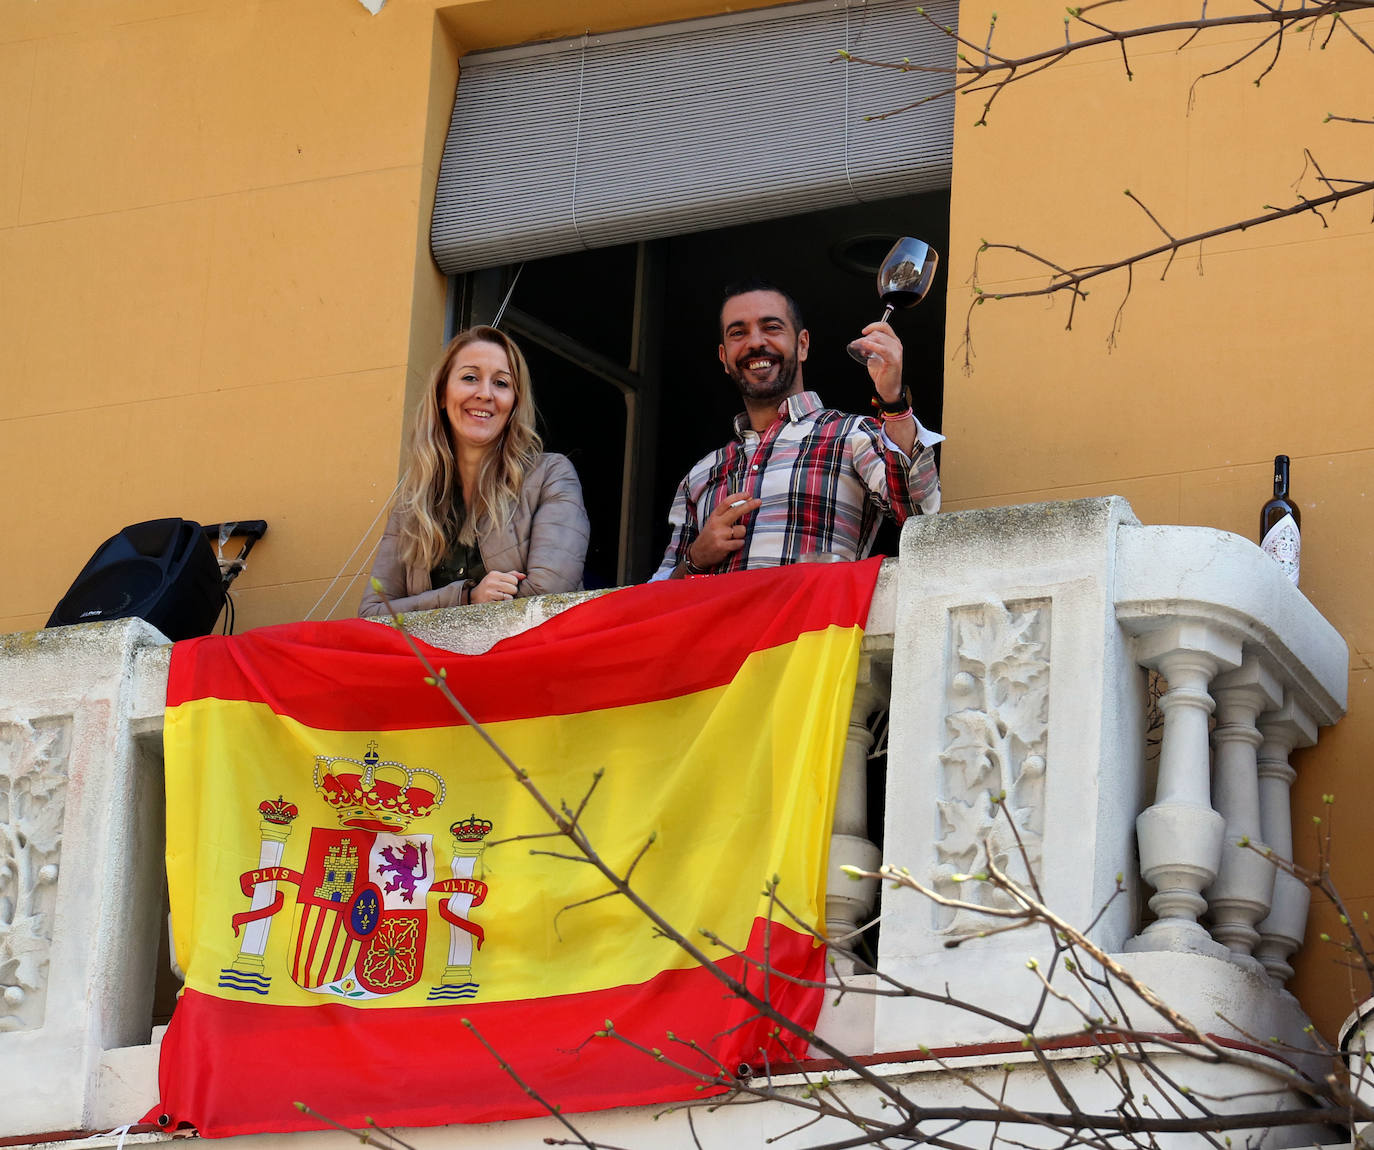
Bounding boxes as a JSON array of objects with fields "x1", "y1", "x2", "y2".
[{"x1": 1259, "y1": 454, "x2": 1301, "y2": 585}]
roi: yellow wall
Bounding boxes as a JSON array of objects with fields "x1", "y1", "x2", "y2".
[
  {"x1": 942, "y1": 1, "x2": 1374, "y2": 1037},
  {"x1": 0, "y1": 0, "x2": 794, "y2": 636},
  {"x1": 4, "y1": 0, "x2": 1369, "y2": 1040},
  {"x1": 0, "y1": 0, "x2": 450, "y2": 632}
]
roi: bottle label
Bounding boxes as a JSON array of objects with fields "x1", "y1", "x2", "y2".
[{"x1": 1261, "y1": 513, "x2": 1301, "y2": 585}]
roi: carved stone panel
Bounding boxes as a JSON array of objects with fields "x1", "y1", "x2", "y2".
[
  {"x1": 933, "y1": 600, "x2": 1050, "y2": 937},
  {"x1": 0, "y1": 717, "x2": 71, "y2": 1032}
]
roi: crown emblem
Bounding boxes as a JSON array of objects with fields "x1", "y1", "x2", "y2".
[
  {"x1": 313, "y1": 742, "x2": 446, "y2": 833},
  {"x1": 258, "y1": 796, "x2": 300, "y2": 826},
  {"x1": 451, "y1": 814, "x2": 493, "y2": 843}
]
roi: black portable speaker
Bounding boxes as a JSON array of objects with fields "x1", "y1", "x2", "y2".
[{"x1": 46, "y1": 518, "x2": 225, "y2": 641}]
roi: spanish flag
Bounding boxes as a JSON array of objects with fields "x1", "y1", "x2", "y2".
[{"x1": 151, "y1": 559, "x2": 881, "y2": 1137}]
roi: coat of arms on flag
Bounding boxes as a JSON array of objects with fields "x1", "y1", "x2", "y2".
[
  {"x1": 218, "y1": 744, "x2": 492, "y2": 1003},
  {"x1": 151, "y1": 561, "x2": 882, "y2": 1138}
]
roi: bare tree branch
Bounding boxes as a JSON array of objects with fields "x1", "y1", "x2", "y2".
[
  {"x1": 841, "y1": 2, "x2": 1374, "y2": 366},
  {"x1": 840, "y1": 2, "x2": 1374, "y2": 124}
]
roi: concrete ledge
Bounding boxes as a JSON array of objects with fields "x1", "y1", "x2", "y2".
[
  {"x1": 361, "y1": 560, "x2": 900, "y2": 656},
  {"x1": 1115, "y1": 524, "x2": 1347, "y2": 723}
]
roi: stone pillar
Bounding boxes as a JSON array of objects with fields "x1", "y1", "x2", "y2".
[
  {"x1": 1205, "y1": 656, "x2": 1281, "y2": 960},
  {"x1": 1127, "y1": 623, "x2": 1240, "y2": 955},
  {"x1": 1254, "y1": 695, "x2": 1318, "y2": 985},
  {"x1": 0, "y1": 619, "x2": 170, "y2": 1136},
  {"x1": 878, "y1": 498, "x2": 1146, "y2": 1052},
  {"x1": 826, "y1": 656, "x2": 884, "y2": 971}
]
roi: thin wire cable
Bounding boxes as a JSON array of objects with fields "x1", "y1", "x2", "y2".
[
  {"x1": 303, "y1": 477, "x2": 401, "y2": 620},
  {"x1": 320, "y1": 534, "x2": 385, "y2": 621},
  {"x1": 842, "y1": 1, "x2": 863, "y2": 202},
  {"x1": 569, "y1": 32, "x2": 590, "y2": 250},
  {"x1": 491, "y1": 262, "x2": 524, "y2": 327},
  {"x1": 843, "y1": 3, "x2": 854, "y2": 199}
]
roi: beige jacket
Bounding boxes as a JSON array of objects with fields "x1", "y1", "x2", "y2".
[{"x1": 358, "y1": 453, "x2": 589, "y2": 617}]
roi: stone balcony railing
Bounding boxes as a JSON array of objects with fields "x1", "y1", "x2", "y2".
[{"x1": 0, "y1": 496, "x2": 1349, "y2": 1144}]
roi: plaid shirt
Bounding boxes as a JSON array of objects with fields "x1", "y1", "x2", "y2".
[{"x1": 651, "y1": 391, "x2": 942, "y2": 580}]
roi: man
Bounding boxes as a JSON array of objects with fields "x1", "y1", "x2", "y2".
[{"x1": 651, "y1": 279, "x2": 942, "y2": 580}]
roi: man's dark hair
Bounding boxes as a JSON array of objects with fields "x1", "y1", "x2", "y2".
[{"x1": 719, "y1": 279, "x2": 805, "y2": 337}]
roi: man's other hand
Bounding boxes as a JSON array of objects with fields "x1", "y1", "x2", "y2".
[{"x1": 688, "y1": 491, "x2": 762, "y2": 569}]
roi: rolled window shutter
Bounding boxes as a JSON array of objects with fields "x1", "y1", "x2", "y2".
[{"x1": 431, "y1": 0, "x2": 956, "y2": 274}]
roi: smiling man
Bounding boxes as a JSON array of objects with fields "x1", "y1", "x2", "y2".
[{"x1": 651, "y1": 279, "x2": 943, "y2": 580}]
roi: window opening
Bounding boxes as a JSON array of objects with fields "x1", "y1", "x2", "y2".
[{"x1": 452, "y1": 189, "x2": 948, "y2": 585}]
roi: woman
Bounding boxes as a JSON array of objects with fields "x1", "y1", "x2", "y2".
[{"x1": 359, "y1": 326, "x2": 588, "y2": 616}]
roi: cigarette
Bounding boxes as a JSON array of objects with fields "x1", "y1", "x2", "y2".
[{"x1": 730, "y1": 499, "x2": 748, "y2": 509}]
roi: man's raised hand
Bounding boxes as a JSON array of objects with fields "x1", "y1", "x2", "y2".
[{"x1": 852, "y1": 320, "x2": 905, "y2": 403}]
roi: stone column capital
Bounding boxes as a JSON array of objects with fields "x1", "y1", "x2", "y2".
[
  {"x1": 1213, "y1": 655, "x2": 1283, "y2": 718},
  {"x1": 1133, "y1": 621, "x2": 1244, "y2": 676},
  {"x1": 1258, "y1": 692, "x2": 1319, "y2": 756}
]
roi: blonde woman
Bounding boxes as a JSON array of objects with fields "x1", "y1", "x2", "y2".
[{"x1": 359, "y1": 327, "x2": 588, "y2": 616}]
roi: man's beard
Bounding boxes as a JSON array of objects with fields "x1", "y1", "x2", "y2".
[{"x1": 726, "y1": 348, "x2": 799, "y2": 403}]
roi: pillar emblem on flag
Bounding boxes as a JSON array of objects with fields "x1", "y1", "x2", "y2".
[
  {"x1": 222, "y1": 744, "x2": 492, "y2": 1002},
  {"x1": 428, "y1": 814, "x2": 493, "y2": 1002},
  {"x1": 219, "y1": 796, "x2": 300, "y2": 995}
]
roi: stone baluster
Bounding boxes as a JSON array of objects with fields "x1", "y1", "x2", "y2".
[
  {"x1": 1254, "y1": 694, "x2": 1318, "y2": 985},
  {"x1": 826, "y1": 655, "x2": 885, "y2": 970},
  {"x1": 1205, "y1": 656, "x2": 1281, "y2": 960},
  {"x1": 1126, "y1": 623, "x2": 1240, "y2": 955}
]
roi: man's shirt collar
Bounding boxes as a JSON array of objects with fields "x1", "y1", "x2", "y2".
[{"x1": 731, "y1": 391, "x2": 824, "y2": 438}]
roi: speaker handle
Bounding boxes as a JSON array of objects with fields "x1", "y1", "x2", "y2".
[{"x1": 203, "y1": 520, "x2": 269, "y2": 588}]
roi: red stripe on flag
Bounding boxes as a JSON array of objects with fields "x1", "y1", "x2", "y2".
[
  {"x1": 165, "y1": 559, "x2": 881, "y2": 731},
  {"x1": 150, "y1": 920, "x2": 823, "y2": 1137},
  {"x1": 290, "y1": 908, "x2": 308, "y2": 986},
  {"x1": 321, "y1": 913, "x2": 344, "y2": 985},
  {"x1": 304, "y1": 910, "x2": 327, "y2": 987},
  {"x1": 328, "y1": 926, "x2": 349, "y2": 985}
]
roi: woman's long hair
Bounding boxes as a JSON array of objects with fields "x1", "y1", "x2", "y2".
[{"x1": 394, "y1": 327, "x2": 542, "y2": 573}]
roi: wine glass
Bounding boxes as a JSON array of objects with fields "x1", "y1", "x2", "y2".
[{"x1": 846, "y1": 237, "x2": 939, "y2": 363}]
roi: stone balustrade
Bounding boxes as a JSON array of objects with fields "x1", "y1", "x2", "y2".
[
  {"x1": 1114, "y1": 523, "x2": 1344, "y2": 980},
  {"x1": 865, "y1": 498, "x2": 1346, "y2": 1073},
  {"x1": 0, "y1": 497, "x2": 1349, "y2": 1145}
]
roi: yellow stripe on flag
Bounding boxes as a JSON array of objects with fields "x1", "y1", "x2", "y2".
[{"x1": 165, "y1": 623, "x2": 862, "y2": 1008}]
